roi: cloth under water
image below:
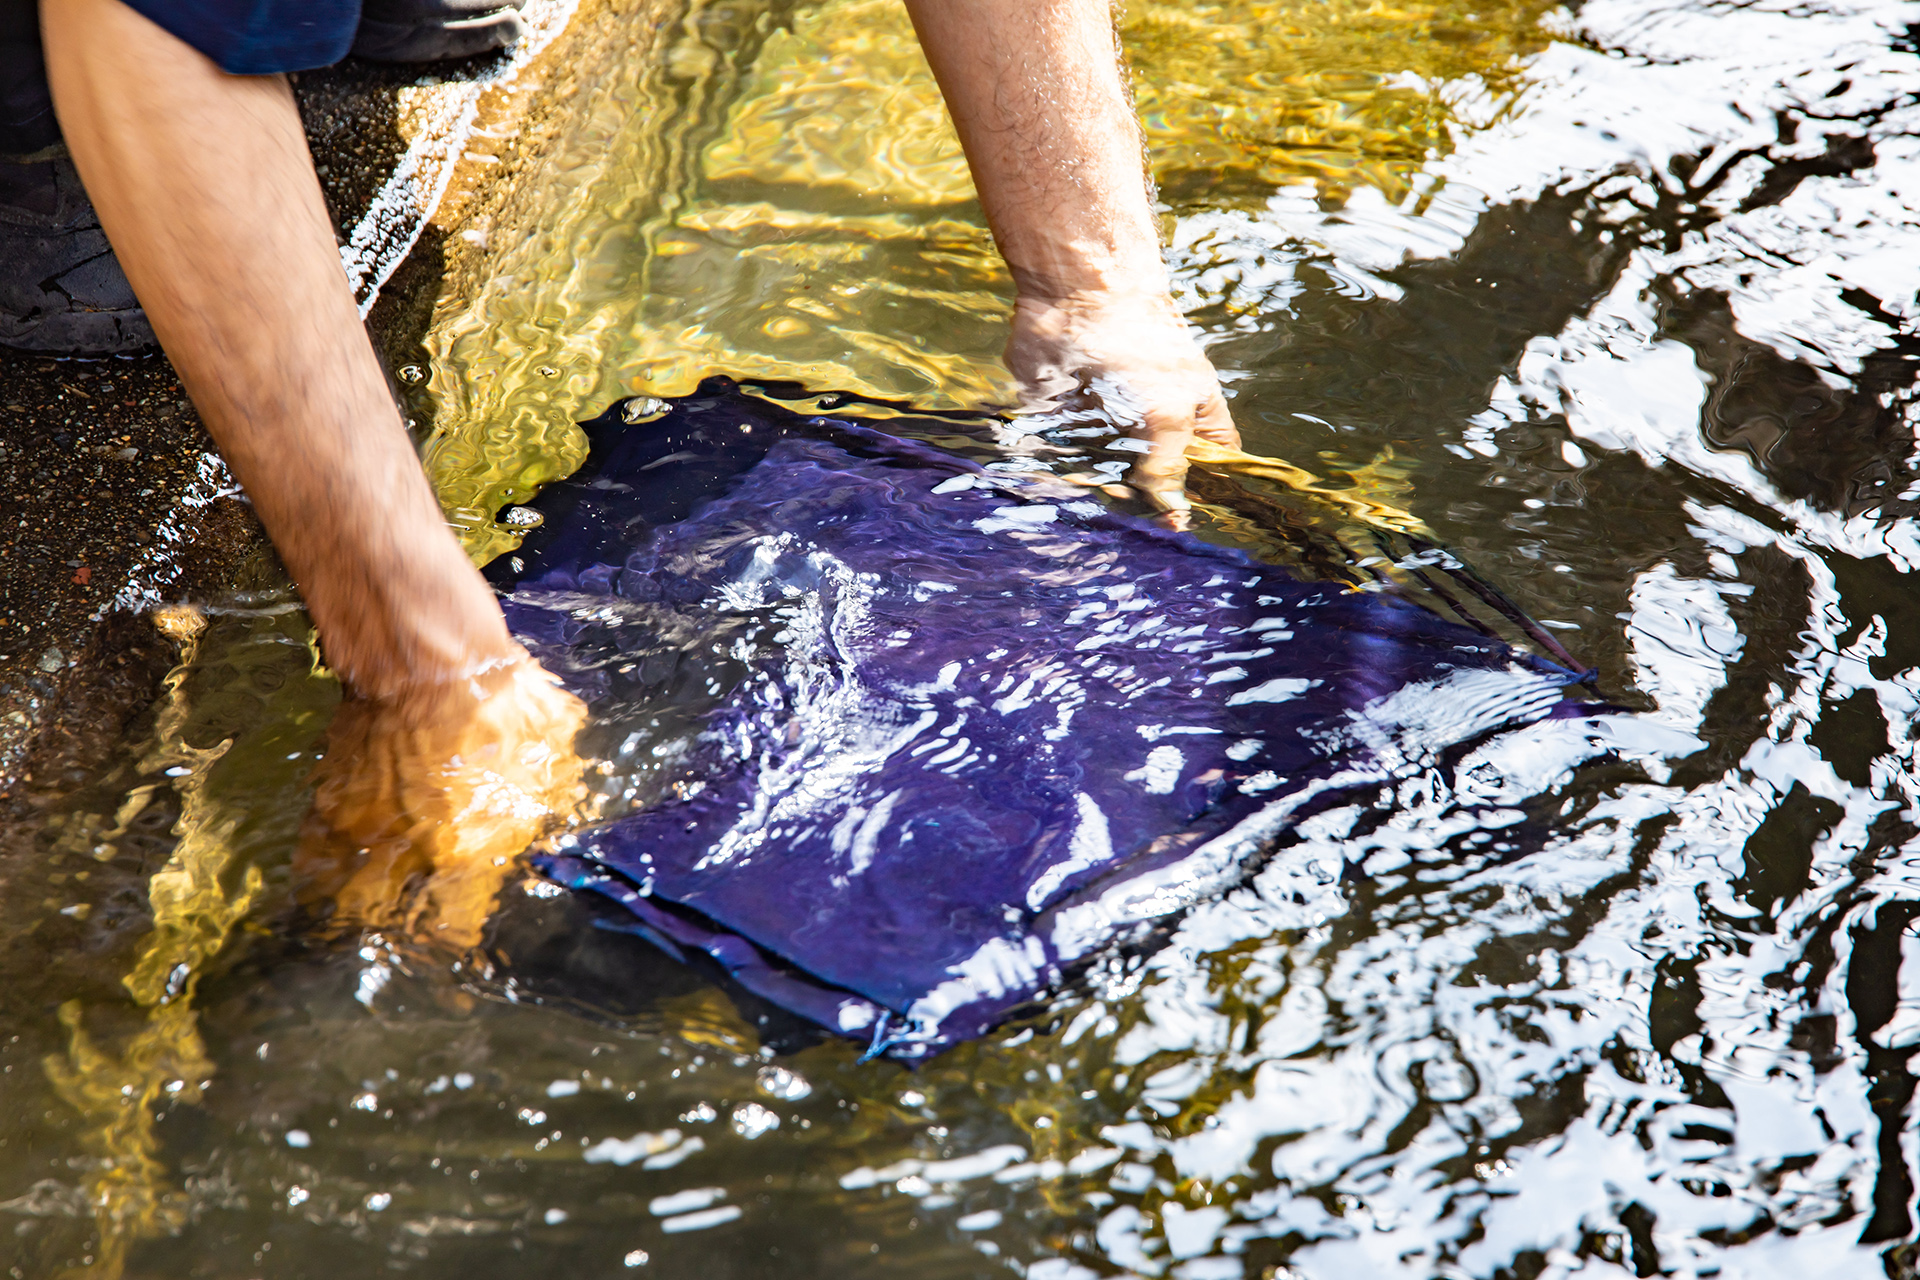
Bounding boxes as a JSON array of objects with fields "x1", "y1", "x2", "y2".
[{"x1": 504, "y1": 379, "x2": 1590, "y2": 1059}]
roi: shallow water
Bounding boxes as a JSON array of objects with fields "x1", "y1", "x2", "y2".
[{"x1": 10, "y1": 0, "x2": 1920, "y2": 1276}]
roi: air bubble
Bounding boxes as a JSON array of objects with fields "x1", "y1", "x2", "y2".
[{"x1": 501, "y1": 506, "x2": 544, "y2": 528}]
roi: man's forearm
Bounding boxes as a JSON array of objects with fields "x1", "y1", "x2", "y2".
[
  {"x1": 903, "y1": 0, "x2": 1165, "y2": 302},
  {"x1": 906, "y1": 0, "x2": 1236, "y2": 515},
  {"x1": 40, "y1": 0, "x2": 517, "y2": 700}
]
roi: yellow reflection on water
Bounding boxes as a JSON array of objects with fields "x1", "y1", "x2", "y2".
[
  {"x1": 703, "y1": 1, "x2": 973, "y2": 206},
  {"x1": 423, "y1": 0, "x2": 1552, "y2": 565},
  {"x1": 1126, "y1": 0, "x2": 1557, "y2": 205},
  {"x1": 39, "y1": 603, "x2": 336, "y2": 1278}
]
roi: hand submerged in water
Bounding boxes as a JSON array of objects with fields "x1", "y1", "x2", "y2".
[
  {"x1": 1006, "y1": 288, "x2": 1241, "y2": 526},
  {"x1": 295, "y1": 652, "x2": 588, "y2": 954}
]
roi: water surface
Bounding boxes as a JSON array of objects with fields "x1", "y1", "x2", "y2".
[{"x1": 8, "y1": 0, "x2": 1920, "y2": 1275}]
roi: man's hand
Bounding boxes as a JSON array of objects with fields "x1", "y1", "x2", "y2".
[
  {"x1": 1009, "y1": 290, "x2": 1239, "y2": 524},
  {"x1": 295, "y1": 655, "x2": 588, "y2": 953},
  {"x1": 905, "y1": 0, "x2": 1236, "y2": 516}
]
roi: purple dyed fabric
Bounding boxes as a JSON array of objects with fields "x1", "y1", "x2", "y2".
[{"x1": 508, "y1": 380, "x2": 1587, "y2": 1059}]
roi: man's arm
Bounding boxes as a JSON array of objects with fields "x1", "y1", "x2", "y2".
[
  {"x1": 902, "y1": 0, "x2": 1238, "y2": 519},
  {"x1": 42, "y1": 0, "x2": 583, "y2": 946},
  {"x1": 42, "y1": 0, "x2": 510, "y2": 699}
]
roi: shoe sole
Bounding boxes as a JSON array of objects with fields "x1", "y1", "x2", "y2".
[{"x1": 0, "y1": 307, "x2": 154, "y2": 356}]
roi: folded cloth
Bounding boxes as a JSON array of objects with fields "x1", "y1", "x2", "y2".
[{"x1": 506, "y1": 379, "x2": 1591, "y2": 1060}]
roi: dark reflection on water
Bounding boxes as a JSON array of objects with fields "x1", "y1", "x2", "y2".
[{"x1": 10, "y1": 0, "x2": 1920, "y2": 1276}]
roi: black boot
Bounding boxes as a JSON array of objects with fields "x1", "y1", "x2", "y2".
[
  {"x1": 0, "y1": 0, "x2": 527, "y2": 359},
  {"x1": 0, "y1": 149, "x2": 154, "y2": 355},
  {"x1": 350, "y1": 0, "x2": 527, "y2": 62},
  {"x1": 0, "y1": 13, "x2": 153, "y2": 357}
]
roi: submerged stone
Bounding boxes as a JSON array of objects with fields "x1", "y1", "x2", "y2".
[{"x1": 501, "y1": 378, "x2": 1590, "y2": 1059}]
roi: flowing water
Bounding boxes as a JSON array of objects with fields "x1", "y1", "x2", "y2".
[{"x1": 9, "y1": 0, "x2": 1920, "y2": 1275}]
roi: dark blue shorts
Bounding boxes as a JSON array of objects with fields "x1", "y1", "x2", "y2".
[
  {"x1": 1, "y1": 0, "x2": 360, "y2": 153},
  {"x1": 121, "y1": 0, "x2": 362, "y2": 75}
]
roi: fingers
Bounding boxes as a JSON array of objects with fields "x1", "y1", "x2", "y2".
[
  {"x1": 410, "y1": 818, "x2": 535, "y2": 952},
  {"x1": 295, "y1": 661, "x2": 588, "y2": 953},
  {"x1": 316, "y1": 834, "x2": 433, "y2": 935},
  {"x1": 1128, "y1": 396, "x2": 1198, "y2": 527},
  {"x1": 1137, "y1": 379, "x2": 1236, "y2": 523},
  {"x1": 1005, "y1": 289, "x2": 1235, "y2": 523},
  {"x1": 1193, "y1": 383, "x2": 1241, "y2": 449}
]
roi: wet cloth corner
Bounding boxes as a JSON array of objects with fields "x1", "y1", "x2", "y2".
[{"x1": 503, "y1": 379, "x2": 1592, "y2": 1060}]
